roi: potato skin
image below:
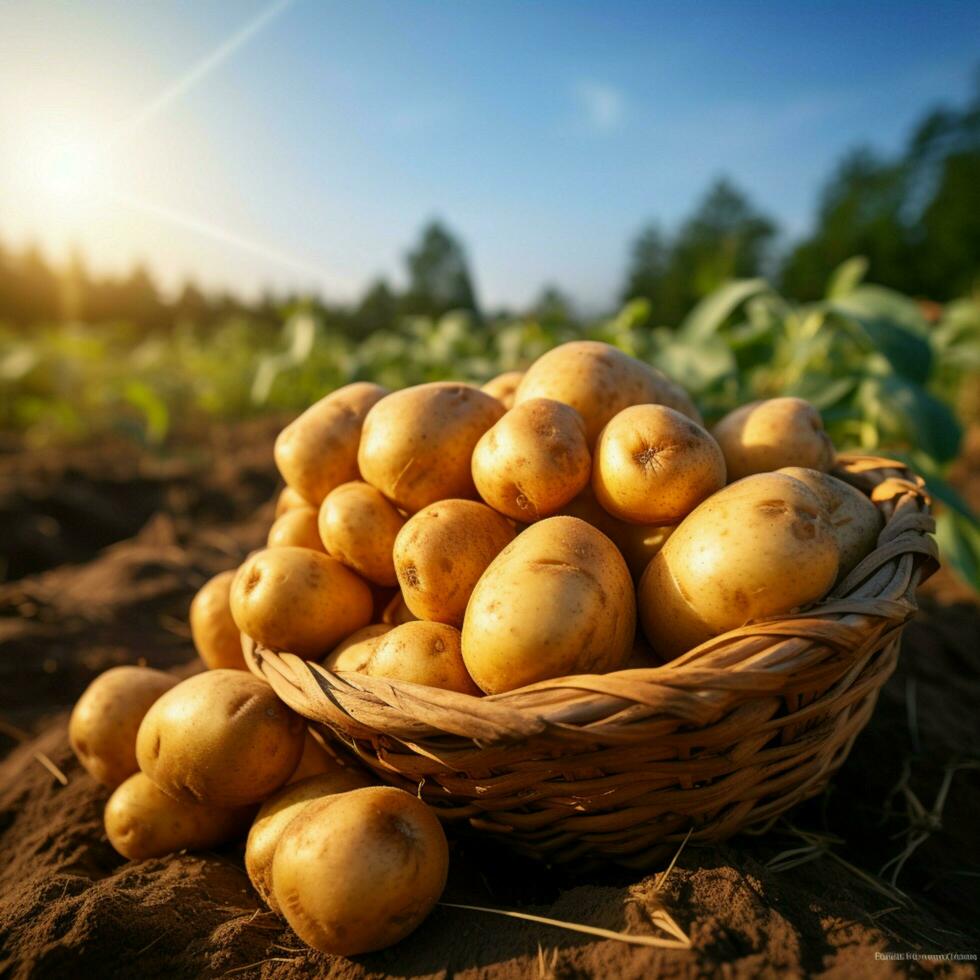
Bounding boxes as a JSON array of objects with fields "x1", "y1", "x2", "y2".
[
  {"x1": 779, "y1": 467, "x2": 882, "y2": 578},
  {"x1": 272, "y1": 786, "x2": 449, "y2": 956},
  {"x1": 381, "y1": 592, "x2": 418, "y2": 626},
  {"x1": 481, "y1": 370, "x2": 524, "y2": 409},
  {"x1": 288, "y1": 730, "x2": 345, "y2": 784},
  {"x1": 321, "y1": 624, "x2": 394, "y2": 673},
  {"x1": 136, "y1": 669, "x2": 306, "y2": 807},
  {"x1": 267, "y1": 507, "x2": 325, "y2": 552},
  {"x1": 638, "y1": 472, "x2": 839, "y2": 660},
  {"x1": 274, "y1": 486, "x2": 308, "y2": 518},
  {"x1": 69, "y1": 666, "x2": 178, "y2": 789},
  {"x1": 190, "y1": 570, "x2": 247, "y2": 670},
  {"x1": 105, "y1": 772, "x2": 253, "y2": 861},
  {"x1": 275, "y1": 382, "x2": 388, "y2": 506},
  {"x1": 318, "y1": 482, "x2": 406, "y2": 586},
  {"x1": 247, "y1": 769, "x2": 372, "y2": 913},
  {"x1": 230, "y1": 547, "x2": 373, "y2": 659},
  {"x1": 361, "y1": 621, "x2": 481, "y2": 695},
  {"x1": 592, "y1": 404, "x2": 726, "y2": 525},
  {"x1": 393, "y1": 499, "x2": 516, "y2": 626},
  {"x1": 472, "y1": 398, "x2": 591, "y2": 522},
  {"x1": 357, "y1": 382, "x2": 505, "y2": 513},
  {"x1": 712, "y1": 397, "x2": 835, "y2": 481},
  {"x1": 462, "y1": 516, "x2": 636, "y2": 693},
  {"x1": 514, "y1": 341, "x2": 701, "y2": 446}
]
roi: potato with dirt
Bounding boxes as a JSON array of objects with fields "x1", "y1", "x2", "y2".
[
  {"x1": 481, "y1": 370, "x2": 524, "y2": 409},
  {"x1": 472, "y1": 398, "x2": 591, "y2": 521},
  {"x1": 274, "y1": 382, "x2": 388, "y2": 506},
  {"x1": 190, "y1": 570, "x2": 247, "y2": 670},
  {"x1": 357, "y1": 382, "x2": 504, "y2": 513},
  {"x1": 69, "y1": 665, "x2": 178, "y2": 789},
  {"x1": 266, "y1": 506, "x2": 324, "y2": 552},
  {"x1": 136, "y1": 669, "x2": 306, "y2": 808},
  {"x1": 272, "y1": 786, "x2": 449, "y2": 955},
  {"x1": 462, "y1": 516, "x2": 636, "y2": 693},
  {"x1": 230, "y1": 546, "x2": 373, "y2": 658},
  {"x1": 321, "y1": 623, "x2": 394, "y2": 673},
  {"x1": 393, "y1": 499, "x2": 515, "y2": 626},
  {"x1": 359, "y1": 621, "x2": 480, "y2": 694}
]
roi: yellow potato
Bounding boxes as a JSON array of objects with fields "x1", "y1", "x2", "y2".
[
  {"x1": 321, "y1": 624, "x2": 394, "y2": 673},
  {"x1": 267, "y1": 507, "x2": 324, "y2": 552},
  {"x1": 104, "y1": 772, "x2": 253, "y2": 861},
  {"x1": 318, "y1": 481, "x2": 405, "y2": 586},
  {"x1": 190, "y1": 570, "x2": 247, "y2": 670},
  {"x1": 272, "y1": 786, "x2": 449, "y2": 956},
  {"x1": 69, "y1": 666, "x2": 178, "y2": 789},
  {"x1": 514, "y1": 340, "x2": 701, "y2": 446},
  {"x1": 361, "y1": 621, "x2": 480, "y2": 694},
  {"x1": 274, "y1": 486, "x2": 308, "y2": 518},
  {"x1": 275, "y1": 382, "x2": 388, "y2": 505},
  {"x1": 247, "y1": 769, "x2": 372, "y2": 913},
  {"x1": 357, "y1": 382, "x2": 505, "y2": 513},
  {"x1": 288, "y1": 730, "x2": 343, "y2": 784},
  {"x1": 136, "y1": 669, "x2": 306, "y2": 807},
  {"x1": 230, "y1": 547, "x2": 373, "y2": 659},
  {"x1": 779, "y1": 467, "x2": 882, "y2": 578},
  {"x1": 712, "y1": 397, "x2": 836, "y2": 481},
  {"x1": 381, "y1": 591, "x2": 418, "y2": 626},
  {"x1": 639, "y1": 472, "x2": 839, "y2": 660},
  {"x1": 393, "y1": 499, "x2": 516, "y2": 626},
  {"x1": 472, "y1": 398, "x2": 591, "y2": 521},
  {"x1": 481, "y1": 370, "x2": 524, "y2": 409},
  {"x1": 592, "y1": 404, "x2": 726, "y2": 525},
  {"x1": 462, "y1": 516, "x2": 636, "y2": 693}
]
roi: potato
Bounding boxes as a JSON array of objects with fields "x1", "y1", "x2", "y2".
[
  {"x1": 638, "y1": 472, "x2": 839, "y2": 660},
  {"x1": 288, "y1": 730, "x2": 344, "y2": 784},
  {"x1": 230, "y1": 547, "x2": 373, "y2": 658},
  {"x1": 272, "y1": 786, "x2": 449, "y2": 956},
  {"x1": 318, "y1": 482, "x2": 405, "y2": 586},
  {"x1": 136, "y1": 669, "x2": 306, "y2": 807},
  {"x1": 69, "y1": 666, "x2": 178, "y2": 789},
  {"x1": 481, "y1": 370, "x2": 524, "y2": 409},
  {"x1": 360, "y1": 621, "x2": 480, "y2": 695},
  {"x1": 275, "y1": 382, "x2": 388, "y2": 506},
  {"x1": 462, "y1": 516, "x2": 636, "y2": 693},
  {"x1": 779, "y1": 467, "x2": 882, "y2": 577},
  {"x1": 592, "y1": 404, "x2": 726, "y2": 525},
  {"x1": 514, "y1": 340, "x2": 701, "y2": 446},
  {"x1": 190, "y1": 570, "x2": 247, "y2": 670},
  {"x1": 274, "y1": 486, "x2": 308, "y2": 518},
  {"x1": 321, "y1": 624, "x2": 393, "y2": 673},
  {"x1": 267, "y1": 506, "x2": 324, "y2": 552},
  {"x1": 472, "y1": 398, "x2": 591, "y2": 521},
  {"x1": 712, "y1": 397, "x2": 835, "y2": 481},
  {"x1": 247, "y1": 769, "x2": 372, "y2": 913},
  {"x1": 105, "y1": 772, "x2": 253, "y2": 861},
  {"x1": 393, "y1": 499, "x2": 516, "y2": 626},
  {"x1": 381, "y1": 591, "x2": 418, "y2": 626},
  {"x1": 357, "y1": 382, "x2": 505, "y2": 513}
]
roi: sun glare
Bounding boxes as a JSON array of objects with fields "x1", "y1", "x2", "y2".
[{"x1": 38, "y1": 138, "x2": 104, "y2": 202}]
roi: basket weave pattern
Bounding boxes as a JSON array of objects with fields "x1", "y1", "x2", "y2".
[{"x1": 246, "y1": 455, "x2": 937, "y2": 869}]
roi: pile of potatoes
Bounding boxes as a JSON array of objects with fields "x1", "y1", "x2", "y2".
[{"x1": 69, "y1": 339, "x2": 884, "y2": 957}]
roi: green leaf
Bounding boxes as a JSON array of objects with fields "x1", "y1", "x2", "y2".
[
  {"x1": 935, "y1": 510, "x2": 980, "y2": 594},
  {"x1": 123, "y1": 381, "x2": 169, "y2": 445},
  {"x1": 825, "y1": 256, "x2": 869, "y2": 299},
  {"x1": 874, "y1": 376, "x2": 962, "y2": 463},
  {"x1": 679, "y1": 278, "x2": 769, "y2": 342}
]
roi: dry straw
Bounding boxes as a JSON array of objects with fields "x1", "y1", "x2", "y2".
[{"x1": 246, "y1": 455, "x2": 937, "y2": 869}]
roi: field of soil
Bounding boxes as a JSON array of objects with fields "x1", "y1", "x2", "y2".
[{"x1": 1, "y1": 421, "x2": 978, "y2": 979}]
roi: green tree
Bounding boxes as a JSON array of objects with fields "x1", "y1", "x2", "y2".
[
  {"x1": 355, "y1": 278, "x2": 399, "y2": 335},
  {"x1": 401, "y1": 221, "x2": 479, "y2": 319}
]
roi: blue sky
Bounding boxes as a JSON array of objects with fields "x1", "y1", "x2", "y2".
[{"x1": 0, "y1": 0, "x2": 978, "y2": 310}]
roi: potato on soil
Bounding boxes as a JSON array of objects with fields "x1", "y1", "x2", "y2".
[
  {"x1": 360, "y1": 621, "x2": 480, "y2": 694},
  {"x1": 514, "y1": 340, "x2": 701, "y2": 446},
  {"x1": 190, "y1": 569, "x2": 247, "y2": 670},
  {"x1": 69, "y1": 665, "x2": 178, "y2": 789},
  {"x1": 272, "y1": 786, "x2": 449, "y2": 956},
  {"x1": 592, "y1": 404, "x2": 726, "y2": 525},
  {"x1": 136, "y1": 669, "x2": 306, "y2": 808},
  {"x1": 393, "y1": 499, "x2": 516, "y2": 626},
  {"x1": 105, "y1": 772, "x2": 253, "y2": 861},
  {"x1": 462, "y1": 516, "x2": 636, "y2": 693},
  {"x1": 357, "y1": 382, "x2": 504, "y2": 513},
  {"x1": 230, "y1": 547, "x2": 373, "y2": 659},
  {"x1": 274, "y1": 485, "x2": 308, "y2": 518},
  {"x1": 712, "y1": 397, "x2": 835, "y2": 481},
  {"x1": 247, "y1": 769, "x2": 373, "y2": 913},
  {"x1": 321, "y1": 624, "x2": 393, "y2": 673},
  {"x1": 481, "y1": 370, "x2": 524, "y2": 409},
  {"x1": 472, "y1": 398, "x2": 591, "y2": 521},
  {"x1": 267, "y1": 506, "x2": 324, "y2": 552},
  {"x1": 275, "y1": 382, "x2": 388, "y2": 506},
  {"x1": 318, "y1": 481, "x2": 405, "y2": 586},
  {"x1": 639, "y1": 472, "x2": 839, "y2": 660}
]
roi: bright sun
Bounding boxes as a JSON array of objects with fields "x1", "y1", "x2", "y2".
[{"x1": 39, "y1": 139, "x2": 104, "y2": 202}]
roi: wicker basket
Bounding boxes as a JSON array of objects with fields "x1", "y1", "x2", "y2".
[{"x1": 245, "y1": 455, "x2": 937, "y2": 870}]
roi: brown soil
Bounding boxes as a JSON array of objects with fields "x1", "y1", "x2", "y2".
[{"x1": 1, "y1": 425, "x2": 978, "y2": 979}]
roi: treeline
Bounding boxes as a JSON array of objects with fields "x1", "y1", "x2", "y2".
[{"x1": 1, "y1": 77, "x2": 977, "y2": 334}]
